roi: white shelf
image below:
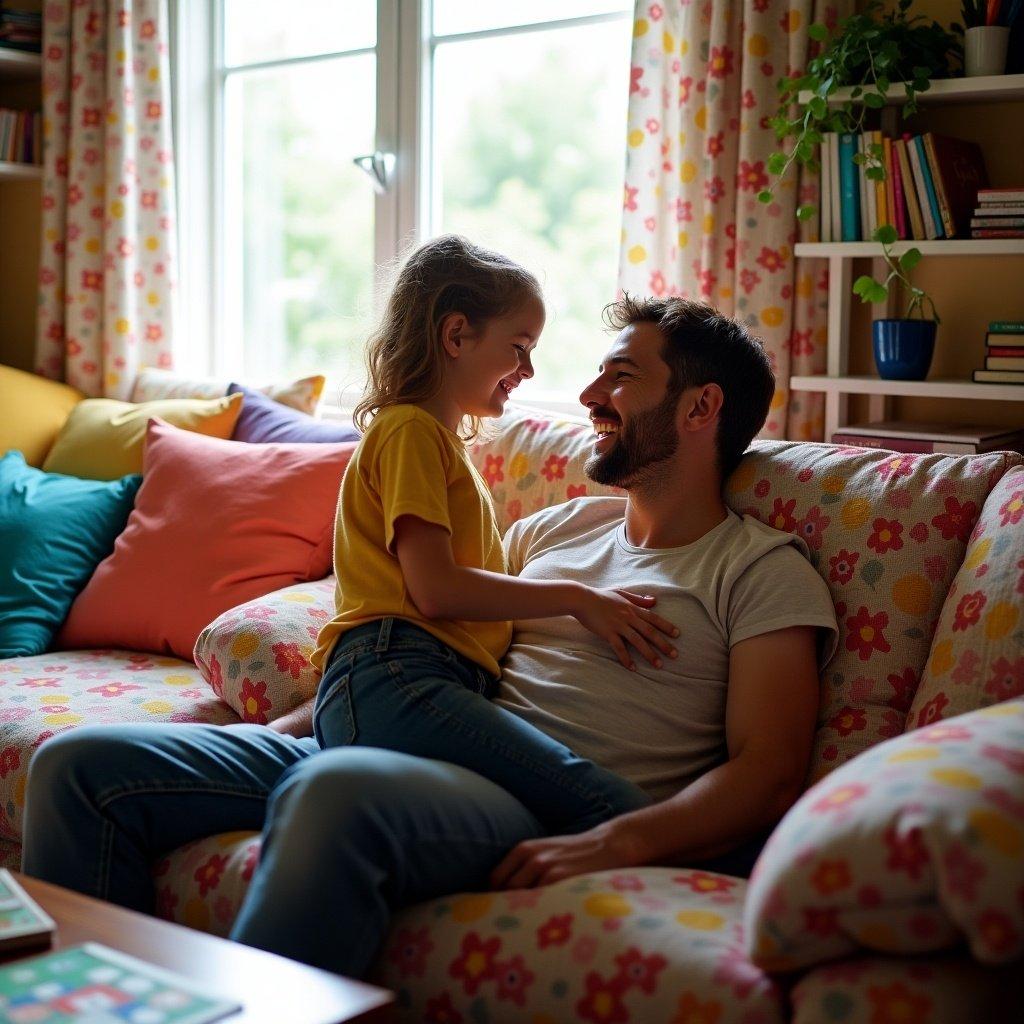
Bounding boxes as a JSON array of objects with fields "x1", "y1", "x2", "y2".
[
  {"x1": 795, "y1": 240, "x2": 1024, "y2": 258},
  {"x1": 791, "y1": 375, "x2": 1024, "y2": 403},
  {"x1": 798, "y1": 73, "x2": 1024, "y2": 108},
  {"x1": 0, "y1": 48, "x2": 41, "y2": 81},
  {"x1": 0, "y1": 161, "x2": 41, "y2": 180}
]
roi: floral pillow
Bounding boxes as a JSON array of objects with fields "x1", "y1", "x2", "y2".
[
  {"x1": 744, "y1": 699, "x2": 1024, "y2": 973},
  {"x1": 725, "y1": 442, "x2": 1016, "y2": 781},
  {"x1": 908, "y1": 464, "x2": 1024, "y2": 730},
  {"x1": 193, "y1": 578, "x2": 335, "y2": 724},
  {"x1": 131, "y1": 367, "x2": 325, "y2": 415},
  {"x1": 469, "y1": 404, "x2": 617, "y2": 534}
]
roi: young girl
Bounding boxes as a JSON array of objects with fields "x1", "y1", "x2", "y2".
[{"x1": 311, "y1": 235, "x2": 677, "y2": 833}]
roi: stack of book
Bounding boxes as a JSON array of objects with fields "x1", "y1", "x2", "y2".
[
  {"x1": 819, "y1": 131, "x2": 988, "y2": 242},
  {"x1": 974, "y1": 319, "x2": 1024, "y2": 385},
  {"x1": 832, "y1": 421, "x2": 1024, "y2": 454},
  {"x1": 0, "y1": 5, "x2": 41, "y2": 53},
  {"x1": 0, "y1": 107, "x2": 40, "y2": 165},
  {"x1": 971, "y1": 188, "x2": 1024, "y2": 239}
]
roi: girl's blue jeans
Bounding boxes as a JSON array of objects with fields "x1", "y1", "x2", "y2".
[{"x1": 312, "y1": 617, "x2": 651, "y2": 833}]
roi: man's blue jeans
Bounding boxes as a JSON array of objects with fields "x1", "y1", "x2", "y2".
[
  {"x1": 22, "y1": 724, "x2": 548, "y2": 977},
  {"x1": 313, "y1": 618, "x2": 651, "y2": 833}
]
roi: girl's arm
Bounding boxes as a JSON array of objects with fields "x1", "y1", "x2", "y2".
[{"x1": 393, "y1": 515, "x2": 678, "y2": 670}]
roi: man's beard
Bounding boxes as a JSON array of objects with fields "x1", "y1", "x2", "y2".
[{"x1": 585, "y1": 392, "x2": 680, "y2": 488}]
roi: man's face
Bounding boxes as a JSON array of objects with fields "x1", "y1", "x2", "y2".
[{"x1": 579, "y1": 322, "x2": 682, "y2": 488}]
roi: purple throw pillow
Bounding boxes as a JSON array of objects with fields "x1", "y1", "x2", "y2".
[{"x1": 228, "y1": 383, "x2": 360, "y2": 444}]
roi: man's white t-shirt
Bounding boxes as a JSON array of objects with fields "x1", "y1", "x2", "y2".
[{"x1": 496, "y1": 497, "x2": 839, "y2": 802}]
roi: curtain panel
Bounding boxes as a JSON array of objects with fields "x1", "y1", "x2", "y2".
[
  {"x1": 35, "y1": 0, "x2": 177, "y2": 399},
  {"x1": 619, "y1": 0, "x2": 852, "y2": 440}
]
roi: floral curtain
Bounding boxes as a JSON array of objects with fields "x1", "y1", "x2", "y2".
[
  {"x1": 35, "y1": 0, "x2": 176, "y2": 399},
  {"x1": 619, "y1": 0, "x2": 852, "y2": 440}
]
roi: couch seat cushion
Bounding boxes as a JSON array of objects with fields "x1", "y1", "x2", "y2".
[
  {"x1": 0, "y1": 650, "x2": 237, "y2": 843},
  {"x1": 154, "y1": 836, "x2": 783, "y2": 1024},
  {"x1": 726, "y1": 442, "x2": 1018, "y2": 780}
]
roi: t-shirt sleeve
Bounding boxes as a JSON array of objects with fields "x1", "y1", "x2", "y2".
[
  {"x1": 727, "y1": 544, "x2": 839, "y2": 669},
  {"x1": 373, "y1": 422, "x2": 452, "y2": 553}
]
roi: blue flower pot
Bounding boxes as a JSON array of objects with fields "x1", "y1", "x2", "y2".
[{"x1": 872, "y1": 319, "x2": 937, "y2": 381}]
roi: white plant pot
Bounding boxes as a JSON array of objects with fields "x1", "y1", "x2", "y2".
[{"x1": 964, "y1": 25, "x2": 1010, "y2": 78}]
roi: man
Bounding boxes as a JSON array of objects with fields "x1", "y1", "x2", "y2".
[{"x1": 23, "y1": 297, "x2": 837, "y2": 979}]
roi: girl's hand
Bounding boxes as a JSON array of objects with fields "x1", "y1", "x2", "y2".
[{"x1": 572, "y1": 588, "x2": 679, "y2": 670}]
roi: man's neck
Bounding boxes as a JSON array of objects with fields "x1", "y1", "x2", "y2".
[{"x1": 622, "y1": 458, "x2": 728, "y2": 549}]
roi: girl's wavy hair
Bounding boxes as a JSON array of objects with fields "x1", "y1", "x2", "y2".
[{"x1": 354, "y1": 235, "x2": 541, "y2": 441}]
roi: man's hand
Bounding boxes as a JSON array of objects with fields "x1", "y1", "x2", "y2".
[
  {"x1": 490, "y1": 820, "x2": 644, "y2": 890},
  {"x1": 265, "y1": 698, "x2": 315, "y2": 738}
]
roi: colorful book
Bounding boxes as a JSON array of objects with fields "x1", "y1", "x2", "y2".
[
  {"x1": 839, "y1": 133, "x2": 861, "y2": 242},
  {"x1": 979, "y1": 188, "x2": 1024, "y2": 203},
  {"x1": 989, "y1": 345, "x2": 1024, "y2": 355},
  {"x1": 820, "y1": 135, "x2": 832, "y2": 243},
  {"x1": 973, "y1": 368, "x2": 1024, "y2": 383},
  {"x1": 987, "y1": 332, "x2": 1024, "y2": 347},
  {"x1": 986, "y1": 356, "x2": 1024, "y2": 370},
  {"x1": 975, "y1": 204, "x2": 1024, "y2": 215},
  {"x1": 926, "y1": 135, "x2": 989, "y2": 237},
  {"x1": 883, "y1": 136, "x2": 897, "y2": 232},
  {"x1": 895, "y1": 138, "x2": 924, "y2": 239},
  {"x1": 890, "y1": 138, "x2": 908, "y2": 238},
  {"x1": 989, "y1": 321, "x2": 1024, "y2": 333},
  {"x1": 833, "y1": 420, "x2": 1024, "y2": 446},
  {"x1": 874, "y1": 131, "x2": 887, "y2": 230},
  {"x1": 971, "y1": 228, "x2": 1024, "y2": 238},
  {"x1": 828, "y1": 133, "x2": 842, "y2": 242},
  {"x1": 858, "y1": 133, "x2": 873, "y2": 239},
  {"x1": 832, "y1": 433, "x2": 981, "y2": 454},
  {"x1": 913, "y1": 135, "x2": 944, "y2": 239},
  {"x1": 907, "y1": 135, "x2": 940, "y2": 239},
  {"x1": 922, "y1": 133, "x2": 955, "y2": 237},
  {"x1": 972, "y1": 217, "x2": 1024, "y2": 228}
]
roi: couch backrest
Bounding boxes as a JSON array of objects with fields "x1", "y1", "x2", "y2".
[{"x1": 472, "y1": 406, "x2": 1021, "y2": 783}]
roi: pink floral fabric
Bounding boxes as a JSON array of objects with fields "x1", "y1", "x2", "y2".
[
  {"x1": 726, "y1": 443, "x2": 1018, "y2": 780},
  {"x1": 469, "y1": 404, "x2": 617, "y2": 535},
  {"x1": 155, "y1": 849, "x2": 785, "y2": 1024},
  {"x1": 791, "y1": 955, "x2": 1019, "y2": 1024},
  {"x1": 620, "y1": 2, "x2": 850, "y2": 440},
  {"x1": 0, "y1": 650, "x2": 236, "y2": 843},
  {"x1": 36, "y1": 0, "x2": 177, "y2": 399},
  {"x1": 193, "y1": 578, "x2": 336, "y2": 725},
  {"x1": 744, "y1": 700, "x2": 1024, "y2": 972},
  {"x1": 907, "y1": 465, "x2": 1024, "y2": 730}
]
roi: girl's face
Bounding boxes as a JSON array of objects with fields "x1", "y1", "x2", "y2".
[{"x1": 454, "y1": 294, "x2": 545, "y2": 418}]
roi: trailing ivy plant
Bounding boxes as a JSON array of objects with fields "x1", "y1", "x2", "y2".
[
  {"x1": 854, "y1": 225, "x2": 940, "y2": 322},
  {"x1": 760, "y1": 0, "x2": 958, "y2": 320}
]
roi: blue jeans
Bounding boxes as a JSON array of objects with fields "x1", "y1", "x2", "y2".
[{"x1": 313, "y1": 617, "x2": 651, "y2": 833}]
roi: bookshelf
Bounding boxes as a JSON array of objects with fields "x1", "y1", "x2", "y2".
[
  {"x1": 793, "y1": 74, "x2": 1024, "y2": 441},
  {"x1": 0, "y1": 40, "x2": 43, "y2": 372}
]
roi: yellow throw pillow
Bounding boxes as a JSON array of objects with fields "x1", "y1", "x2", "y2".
[
  {"x1": 42, "y1": 393, "x2": 243, "y2": 480},
  {"x1": 0, "y1": 365, "x2": 85, "y2": 468}
]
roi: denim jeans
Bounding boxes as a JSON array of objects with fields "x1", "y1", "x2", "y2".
[{"x1": 313, "y1": 617, "x2": 651, "y2": 833}]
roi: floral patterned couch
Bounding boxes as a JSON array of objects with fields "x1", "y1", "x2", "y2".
[{"x1": 4, "y1": 405, "x2": 1023, "y2": 1022}]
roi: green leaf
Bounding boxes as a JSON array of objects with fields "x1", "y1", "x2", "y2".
[
  {"x1": 866, "y1": 166, "x2": 885, "y2": 182},
  {"x1": 876, "y1": 76, "x2": 890, "y2": 93},
  {"x1": 867, "y1": 282, "x2": 889, "y2": 304},
  {"x1": 767, "y1": 152, "x2": 787, "y2": 175},
  {"x1": 852, "y1": 152, "x2": 866, "y2": 165},
  {"x1": 874, "y1": 224, "x2": 898, "y2": 246},
  {"x1": 851, "y1": 86, "x2": 863, "y2": 98},
  {"x1": 808, "y1": 23, "x2": 828, "y2": 41},
  {"x1": 852, "y1": 275, "x2": 875, "y2": 296},
  {"x1": 797, "y1": 204, "x2": 816, "y2": 221},
  {"x1": 899, "y1": 248, "x2": 923, "y2": 271},
  {"x1": 809, "y1": 96, "x2": 827, "y2": 119},
  {"x1": 757, "y1": 190, "x2": 773, "y2": 204},
  {"x1": 912, "y1": 66, "x2": 932, "y2": 80},
  {"x1": 864, "y1": 92, "x2": 885, "y2": 109}
]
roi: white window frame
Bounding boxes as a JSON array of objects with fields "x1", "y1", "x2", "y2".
[{"x1": 170, "y1": 1, "x2": 629, "y2": 413}]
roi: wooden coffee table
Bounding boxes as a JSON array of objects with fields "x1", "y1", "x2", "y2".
[{"x1": 7, "y1": 873, "x2": 394, "y2": 1023}]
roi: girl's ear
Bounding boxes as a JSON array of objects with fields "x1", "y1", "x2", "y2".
[{"x1": 440, "y1": 313, "x2": 468, "y2": 359}]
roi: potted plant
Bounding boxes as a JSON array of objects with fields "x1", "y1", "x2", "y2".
[{"x1": 853, "y1": 224, "x2": 940, "y2": 380}]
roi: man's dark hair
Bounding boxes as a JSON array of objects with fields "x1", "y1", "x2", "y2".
[{"x1": 603, "y1": 295, "x2": 775, "y2": 480}]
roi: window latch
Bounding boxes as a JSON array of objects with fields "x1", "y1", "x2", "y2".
[{"x1": 353, "y1": 150, "x2": 396, "y2": 194}]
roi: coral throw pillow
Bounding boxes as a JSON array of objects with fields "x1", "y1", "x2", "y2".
[
  {"x1": 57, "y1": 419, "x2": 356, "y2": 660},
  {"x1": 43, "y1": 394, "x2": 243, "y2": 480},
  {"x1": 0, "y1": 364, "x2": 83, "y2": 467}
]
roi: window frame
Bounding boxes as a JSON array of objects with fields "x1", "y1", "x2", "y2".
[{"x1": 170, "y1": 0, "x2": 630, "y2": 410}]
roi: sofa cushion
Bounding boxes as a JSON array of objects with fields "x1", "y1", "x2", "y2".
[
  {"x1": 226, "y1": 383, "x2": 359, "y2": 444},
  {"x1": 131, "y1": 367, "x2": 326, "y2": 415},
  {"x1": 725, "y1": 442, "x2": 1017, "y2": 780},
  {"x1": 744, "y1": 699, "x2": 1024, "y2": 972},
  {"x1": 42, "y1": 394, "x2": 243, "y2": 480},
  {"x1": 791, "y1": 954, "x2": 1019, "y2": 1024},
  {"x1": 0, "y1": 454, "x2": 141, "y2": 657},
  {"x1": 0, "y1": 650, "x2": 237, "y2": 843},
  {"x1": 194, "y1": 578, "x2": 336, "y2": 724},
  {"x1": 57, "y1": 421, "x2": 356, "y2": 660},
  {"x1": 153, "y1": 842, "x2": 785, "y2": 1024},
  {"x1": 469, "y1": 404, "x2": 618, "y2": 534},
  {"x1": 0, "y1": 364, "x2": 83, "y2": 468},
  {"x1": 908, "y1": 464, "x2": 1024, "y2": 730}
]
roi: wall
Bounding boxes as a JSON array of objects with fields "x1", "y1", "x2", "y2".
[{"x1": 847, "y1": 0, "x2": 1024, "y2": 428}]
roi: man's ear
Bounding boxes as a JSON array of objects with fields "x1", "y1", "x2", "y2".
[
  {"x1": 681, "y1": 383, "x2": 724, "y2": 432},
  {"x1": 440, "y1": 313, "x2": 468, "y2": 359}
]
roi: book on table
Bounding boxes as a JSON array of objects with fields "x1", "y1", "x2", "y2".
[
  {"x1": 973, "y1": 368, "x2": 1024, "y2": 384},
  {"x1": 832, "y1": 421, "x2": 1024, "y2": 454}
]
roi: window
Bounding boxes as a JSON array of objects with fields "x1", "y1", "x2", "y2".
[{"x1": 174, "y1": 1, "x2": 632, "y2": 407}]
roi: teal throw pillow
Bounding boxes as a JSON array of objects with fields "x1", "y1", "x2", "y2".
[{"x1": 0, "y1": 451, "x2": 142, "y2": 657}]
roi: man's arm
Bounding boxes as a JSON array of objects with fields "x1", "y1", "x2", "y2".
[
  {"x1": 266, "y1": 697, "x2": 315, "y2": 738},
  {"x1": 491, "y1": 625, "x2": 819, "y2": 888}
]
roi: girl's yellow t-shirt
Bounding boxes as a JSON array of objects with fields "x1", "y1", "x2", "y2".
[{"x1": 311, "y1": 404, "x2": 512, "y2": 677}]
